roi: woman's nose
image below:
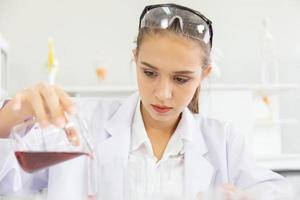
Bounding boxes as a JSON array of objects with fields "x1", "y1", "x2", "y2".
[{"x1": 154, "y1": 79, "x2": 173, "y2": 101}]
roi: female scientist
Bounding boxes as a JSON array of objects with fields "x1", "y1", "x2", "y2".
[{"x1": 0, "y1": 3, "x2": 294, "y2": 200}]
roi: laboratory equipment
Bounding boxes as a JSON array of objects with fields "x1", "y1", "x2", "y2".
[
  {"x1": 11, "y1": 112, "x2": 94, "y2": 173},
  {"x1": 47, "y1": 37, "x2": 59, "y2": 85},
  {"x1": 260, "y1": 17, "x2": 279, "y2": 84},
  {"x1": 92, "y1": 57, "x2": 108, "y2": 84},
  {"x1": 0, "y1": 33, "x2": 8, "y2": 96}
]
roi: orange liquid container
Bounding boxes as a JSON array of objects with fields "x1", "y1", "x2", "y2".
[
  {"x1": 95, "y1": 67, "x2": 106, "y2": 80},
  {"x1": 15, "y1": 151, "x2": 88, "y2": 173}
]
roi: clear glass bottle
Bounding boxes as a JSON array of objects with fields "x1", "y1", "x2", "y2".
[{"x1": 260, "y1": 17, "x2": 279, "y2": 85}]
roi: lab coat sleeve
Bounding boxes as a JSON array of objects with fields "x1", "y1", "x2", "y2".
[
  {"x1": 226, "y1": 124, "x2": 295, "y2": 199},
  {"x1": 0, "y1": 138, "x2": 48, "y2": 195}
]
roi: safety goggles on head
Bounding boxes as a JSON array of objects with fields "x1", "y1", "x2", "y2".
[{"x1": 139, "y1": 3, "x2": 213, "y2": 48}]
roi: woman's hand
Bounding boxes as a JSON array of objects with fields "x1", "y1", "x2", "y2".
[
  {"x1": 220, "y1": 183, "x2": 251, "y2": 200},
  {"x1": 10, "y1": 82, "x2": 75, "y2": 127},
  {"x1": 197, "y1": 183, "x2": 252, "y2": 200}
]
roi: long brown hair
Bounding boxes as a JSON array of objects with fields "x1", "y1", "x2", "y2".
[{"x1": 135, "y1": 20, "x2": 211, "y2": 113}]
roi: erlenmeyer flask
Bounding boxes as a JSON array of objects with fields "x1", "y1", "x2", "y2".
[{"x1": 11, "y1": 112, "x2": 94, "y2": 173}]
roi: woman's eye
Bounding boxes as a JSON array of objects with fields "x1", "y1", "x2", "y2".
[
  {"x1": 174, "y1": 76, "x2": 189, "y2": 84},
  {"x1": 143, "y1": 70, "x2": 157, "y2": 78}
]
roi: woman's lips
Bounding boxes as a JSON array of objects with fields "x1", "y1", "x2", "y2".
[{"x1": 151, "y1": 104, "x2": 172, "y2": 114}]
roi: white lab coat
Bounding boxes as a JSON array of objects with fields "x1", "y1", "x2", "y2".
[{"x1": 0, "y1": 91, "x2": 294, "y2": 200}]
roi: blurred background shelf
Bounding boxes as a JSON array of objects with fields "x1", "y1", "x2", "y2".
[
  {"x1": 63, "y1": 83, "x2": 300, "y2": 97},
  {"x1": 257, "y1": 154, "x2": 300, "y2": 172},
  {"x1": 255, "y1": 119, "x2": 299, "y2": 127}
]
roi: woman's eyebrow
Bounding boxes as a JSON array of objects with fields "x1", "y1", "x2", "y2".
[
  {"x1": 173, "y1": 70, "x2": 197, "y2": 75},
  {"x1": 140, "y1": 61, "x2": 197, "y2": 74},
  {"x1": 141, "y1": 61, "x2": 158, "y2": 70}
]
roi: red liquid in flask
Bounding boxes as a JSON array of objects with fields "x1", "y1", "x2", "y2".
[{"x1": 15, "y1": 151, "x2": 88, "y2": 173}]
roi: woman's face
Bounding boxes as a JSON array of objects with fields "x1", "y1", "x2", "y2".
[{"x1": 134, "y1": 33, "x2": 210, "y2": 123}]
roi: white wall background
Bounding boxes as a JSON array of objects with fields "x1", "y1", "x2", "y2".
[{"x1": 0, "y1": 0, "x2": 300, "y2": 153}]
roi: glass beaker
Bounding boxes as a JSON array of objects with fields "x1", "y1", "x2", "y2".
[{"x1": 11, "y1": 112, "x2": 94, "y2": 173}]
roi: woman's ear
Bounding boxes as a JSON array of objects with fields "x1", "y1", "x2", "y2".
[{"x1": 201, "y1": 65, "x2": 212, "y2": 80}]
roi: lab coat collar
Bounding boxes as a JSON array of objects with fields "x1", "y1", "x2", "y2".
[
  {"x1": 103, "y1": 91, "x2": 139, "y2": 136},
  {"x1": 131, "y1": 98, "x2": 185, "y2": 158},
  {"x1": 130, "y1": 99, "x2": 149, "y2": 152},
  {"x1": 177, "y1": 107, "x2": 202, "y2": 140},
  {"x1": 100, "y1": 91, "x2": 139, "y2": 164}
]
